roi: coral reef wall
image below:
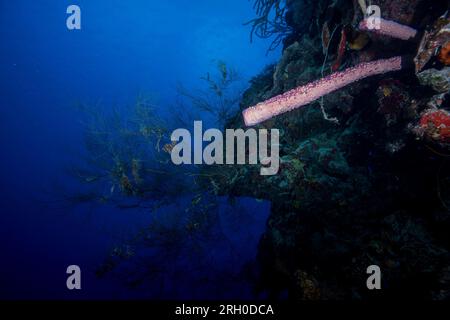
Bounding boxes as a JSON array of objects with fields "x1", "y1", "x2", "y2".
[{"x1": 205, "y1": 0, "x2": 450, "y2": 300}]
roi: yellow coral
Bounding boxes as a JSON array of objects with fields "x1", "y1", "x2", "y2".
[
  {"x1": 383, "y1": 87, "x2": 392, "y2": 97},
  {"x1": 349, "y1": 33, "x2": 370, "y2": 51}
]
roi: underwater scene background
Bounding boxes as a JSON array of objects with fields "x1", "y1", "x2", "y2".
[{"x1": 1, "y1": 0, "x2": 450, "y2": 301}]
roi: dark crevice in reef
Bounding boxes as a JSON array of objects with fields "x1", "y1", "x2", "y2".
[{"x1": 203, "y1": 0, "x2": 450, "y2": 300}]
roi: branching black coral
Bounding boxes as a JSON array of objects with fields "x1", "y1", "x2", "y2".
[
  {"x1": 245, "y1": 0, "x2": 292, "y2": 52},
  {"x1": 63, "y1": 96, "x2": 194, "y2": 211},
  {"x1": 175, "y1": 61, "x2": 242, "y2": 128}
]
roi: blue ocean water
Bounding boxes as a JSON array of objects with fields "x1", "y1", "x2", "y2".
[{"x1": 0, "y1": 0, "x2": 280, "y2": 299}]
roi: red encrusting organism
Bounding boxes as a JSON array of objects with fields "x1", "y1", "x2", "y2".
[{"x1": 419, "y1": 109, "x2": 450, "y2": 142}]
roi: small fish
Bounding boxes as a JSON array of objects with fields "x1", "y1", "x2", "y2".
[
  {"x1": 84, "y1": 176, "x2": 98, "y2": 182},
  {"x1": 163, "y1": 141, "x2": 177, "y2": 153}
]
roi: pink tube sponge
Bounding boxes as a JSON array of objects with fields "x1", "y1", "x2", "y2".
[
  {"x1": 359, "y1": 18, "x2": 418, "y2": 41},
  {"x1": 242, "y1": 56, "x2": 403, "y2": 126}
]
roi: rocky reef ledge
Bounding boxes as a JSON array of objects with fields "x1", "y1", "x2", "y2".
[{"x1": 203, "y1": 0, "x2": 450, "y2": 300}]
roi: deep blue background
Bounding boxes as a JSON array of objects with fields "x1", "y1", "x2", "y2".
[{"x1": 0, "y1": 0, "x2": 280, "y2": 299}]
